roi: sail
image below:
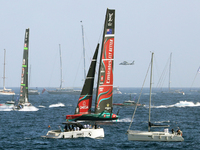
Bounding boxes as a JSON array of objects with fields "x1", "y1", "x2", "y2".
[
  {"x1": 95, "y1": 9, "x2": 115, "y2": 114},
  {"x1": 75, "y1": 44, "x2": 99, "y2": 114},
  {"x1": 19, "y1": 28, "x2": 29, "y2": 103}
]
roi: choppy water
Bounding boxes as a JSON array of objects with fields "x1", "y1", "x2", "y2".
[{"x1": 0, "y1": 87, "x2": 200, "y2": 149}]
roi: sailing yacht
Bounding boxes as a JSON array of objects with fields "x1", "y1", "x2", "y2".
[
  {"x1": 13, "y1": 28, "x2": 38, "y2": 111},
  {"x1": 127, "y1": 53, "x2": 184, "y2": 142},
  {"x1": 160, "y1": 53, "x2": 185, "y2": 95},
  {"x1": 0, "y1": 49, "x2": 15, "y2": 95},
  {"x1": 66, "y1": 8, "x2": 118, "y2": 121},
  {"x1": 47, "y1": 44, "x2": 81, "y2": 95}
]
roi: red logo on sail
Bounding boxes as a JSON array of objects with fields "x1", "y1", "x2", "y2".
[{"x1": 101, "y1": 76, "x2": 104, "y2": 81}]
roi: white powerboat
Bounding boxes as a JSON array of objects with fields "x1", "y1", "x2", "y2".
[{"x1": 44, "y1": 122, "x2": 104, "y2": 139}]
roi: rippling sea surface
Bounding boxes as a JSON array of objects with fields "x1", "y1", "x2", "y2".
[{"x1": 0, "y1": 87, "x2": 200, "y2": 150}]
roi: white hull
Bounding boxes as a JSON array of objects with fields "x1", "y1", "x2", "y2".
[
  {"x1": 0, "y1": 104, "x2": 14, "y2": 111},
  {"x1": 28, "y1": 91, "x2": 40, "y2": 95},
  {"x1": 13, "y1": 103, "x2": 39, "y2": 111},
  {"x1": 127, "y1": 130, "x2": 184, "y2": 142},
  {"x1": 0, "y1": 92, "x2": 15, "y2": 95},
  {"x1": 47, "y1": 90, "x2": 81, "y2": 95},
  {"x1": 44, "y1": 128, "x2": 104, "y2": 139}
]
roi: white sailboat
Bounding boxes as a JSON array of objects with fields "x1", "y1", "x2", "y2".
[
  {"x1": 0, "y1": 49, "x2": 15, "y2": 95},
  {"x1": 127, "y1": 53, "x2": 184, "y2": 142},
  {"x1": 159, "y1": 53, "x2": 185, "y2": 95},
  {"x1": 47, "y1": 44, "x2": 81, "y2": 95}
]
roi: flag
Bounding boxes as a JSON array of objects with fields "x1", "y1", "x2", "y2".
[
  {"x1": 42, "y1": 88, "x2": 46, "y2": 94},
  {"x1": 107, "y1": 29, "x2": 112, "y2": 34}
]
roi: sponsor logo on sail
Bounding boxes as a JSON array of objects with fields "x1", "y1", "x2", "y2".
[
  {"x1": 80, "y1": 106, "x2": 88, "y2": 109},
  {"x1": 25, "y1": 31, "x2": 28, "y2": 41},
  {"x1": 23, "y1": 59, "x2": 25, "y2": 65},
  {"x1": 21, "y1": 78, "x2": 24, "y2": 84},
  {"x1": 21, "y1": 68, "x2": 24, "y2": 77},
  {"x1": 80, "y1": 101, "x2": 88, "y2": 109},
  {"x1": 108, "y1": 13, "x2": 113, "y2": 21},
  {"x1": 106, "y1": 39, "x2": 113, "y2": 84},
  {"x1": 101, "y1": 76, "x2": 104, "y2": 81},
  {"x1": 105, "y1": 103, "x2": 111, "y2": 110},
  {"x1": 108, "y1": 13, "x2": 113, "y2": 26}
]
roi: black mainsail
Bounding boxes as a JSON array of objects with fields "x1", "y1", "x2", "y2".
[
  {"x1": 95, "y1": 9, "x2": 115, "y2": 114},
  {"x1": 19, "y1": 28, "x2": 29, "y2": 104},
  {"x1": 75, "y1": 44, "x2": 99, "y2": 114}
]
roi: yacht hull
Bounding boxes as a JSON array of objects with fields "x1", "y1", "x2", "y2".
[
  {"x1": 44, "y1": 128, "x2": 104, "y2": 139},
  {"x1": 47, "y1": 90, "x2": 81, "y2": 95},
  {"x1": 127, "y1": 130, "x2": 184, "y2": 142},
  {"x1": 66, "y1": 112, "x2": 118, "y2": 121},
  {"x1": 0, "y1": 92, "x2": 15, "y2": 95}
]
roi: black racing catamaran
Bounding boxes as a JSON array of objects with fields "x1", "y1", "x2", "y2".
[
  {"x1": 66, "y1": 8, "x2": 118, "y2": 121},
  {"x1": 14, "y1": 28, "x2": 38, "y2": 111}
]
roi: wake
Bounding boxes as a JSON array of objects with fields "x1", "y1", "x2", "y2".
[
  {"x1": 49, "y1": 102, "x2": 65, "y2": 108},
  {"x1": 146, "y1": 101, "x2": 200, "y2": 108}
]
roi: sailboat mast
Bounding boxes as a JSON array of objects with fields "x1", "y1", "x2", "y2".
[
  {"x1": 3, "y1": 49, "x2": 6, "y2": 90},
  {"x1": 168, "y1": 53, "x2": 172, "y2": 92},
  {"x1": 148, "y1": 52, "x2": 154, "y2": 132},
  {"x1": 81, "y1": 23, "x2": 86, "y2": 80},
  {"x1": 59, "y1": 44, "x2": 63, "y2": 89}
]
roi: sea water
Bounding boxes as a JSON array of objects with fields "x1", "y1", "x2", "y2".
[{"x1": 0, "y1": 87, "x2": 199, "y2": 149}]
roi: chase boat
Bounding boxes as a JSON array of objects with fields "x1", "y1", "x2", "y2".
[{"x1": 44, "y1": 122, "x2": 104, "y2": 139}]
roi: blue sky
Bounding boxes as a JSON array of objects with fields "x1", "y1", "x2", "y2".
[{"x1": 0, "y1": 0, "x2": 200, "y2": 88}]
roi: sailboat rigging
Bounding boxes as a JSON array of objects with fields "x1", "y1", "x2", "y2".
[
  {"x1": 0, "y1": 49, "x2": 15, "y2": 95},
  {"x1": 66, "y1": 8, "x2": 118, "y2": 121},
  {"x1": 81, "y1": 22, "x2": 86, "y2": 80},
  {"x1": 28, "y1": 65, "x2": 40, "y2": 95},
  {"x1": 159, "y1": 53, "x2": 185, "y2": 95},
  {"x1": 47, "y1": 44, "x2": 81, "y2": 95},
  {"x1": 127, "y1": 53, "x2": 184, "y2": 142}
]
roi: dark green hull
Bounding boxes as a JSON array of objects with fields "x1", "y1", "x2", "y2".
[{"x1": 66, "y1": 111, "x2": 119, "y2": 121}]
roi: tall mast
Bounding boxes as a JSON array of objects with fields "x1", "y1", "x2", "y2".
[
  {"x1": 3, "y1": 49, "x2": 6, "y2": 90},
  {"x1": 148, "y1": 52, "x2": 154, "y2": 132},
  {"x1": 81, "y1": 22, "x2": 86, "y2": 80},
  {"x1": 59, "y1": 44, "x2": 63, "y2": 89},
  {"x1": 168, "y1": 53, "x2": 172, "y2": 92}
]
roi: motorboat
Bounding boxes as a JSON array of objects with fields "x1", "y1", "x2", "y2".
[
  {"x1": 44, "y1": 122, "x2": 104, "y2": 139},
  {"x1": 113, "y1": 100, "x2": 144, "y2": 106}
]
